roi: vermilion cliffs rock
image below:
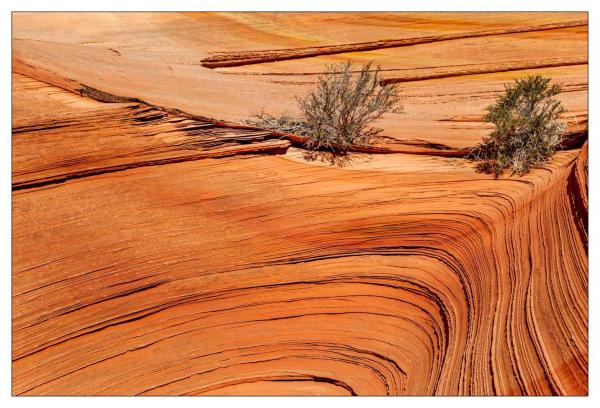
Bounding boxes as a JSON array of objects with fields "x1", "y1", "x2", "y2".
[{"x1": 12, "y1": 12, "x2": 588, "y2": 396}]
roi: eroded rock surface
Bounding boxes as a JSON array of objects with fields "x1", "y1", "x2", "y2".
[{"x1": 12, "y1": 12, "x2": 587, "y2": 395}]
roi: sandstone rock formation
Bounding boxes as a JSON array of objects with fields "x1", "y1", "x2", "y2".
[{"x1": 12, "y1": 12, "x2": 588, "y2": 395}]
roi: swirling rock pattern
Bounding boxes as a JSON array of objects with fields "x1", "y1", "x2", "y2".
[{"x1": 12, "y1": 12, "x2": 587, "y2": 395}]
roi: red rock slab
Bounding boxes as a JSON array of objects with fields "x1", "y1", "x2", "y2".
[
  {"x1": 13, "y1": 144, "x2": 587, "y2": 394},
  {"x1": 12, "y1": 12, "x2": 588, "y2": 396},
  {"x1": 12, "y1": 73, "x2": 290, "y2": 189},
  {"x1": 12, "y1": 12, "x2": 587, "y2": 149}
]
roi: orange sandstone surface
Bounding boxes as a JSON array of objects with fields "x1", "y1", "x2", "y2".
[{"x1": 12, "y1": 12, "x2": 587, "y2": 395}]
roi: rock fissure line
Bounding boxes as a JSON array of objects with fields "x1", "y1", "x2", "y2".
[
  {"x1": 379, "y1": 56, "x2": 588, "y2": 85},
  {"x1": 201, "y1": 20, "x2": 587, "y2": 68},
  {"x1": 12, "y1": 141, "x2": 290, "y2": 191}
]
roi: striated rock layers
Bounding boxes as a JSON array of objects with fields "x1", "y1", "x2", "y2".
[{"x1": 12, "y1": 12, "x2": 587, "y2": 395}]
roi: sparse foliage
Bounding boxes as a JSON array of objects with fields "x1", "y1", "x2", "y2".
[
  {"x1": 298, "y1": 61, "x2": 403, "y2": 161},
  {"x1": 244, "y1": 61, "x2": 403, "y2": 165},
  {"x1": 471, "y1": 75, "x2": 566, "y2": 176},
  {"x1": 243, "y1": 111, "x2": 310, "y2": 137}
]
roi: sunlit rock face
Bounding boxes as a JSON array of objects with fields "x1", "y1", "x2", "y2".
[{"x1": 12, "y1": 12, "x2": 587, "y2": 396}]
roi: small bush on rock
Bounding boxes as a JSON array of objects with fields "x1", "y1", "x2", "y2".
[
  {"x1": 472, "y1": 75, "x2": 566, "y2": 176},
  {"x1": 245, "y1": 61, "x2": 403, "y2": 165}
]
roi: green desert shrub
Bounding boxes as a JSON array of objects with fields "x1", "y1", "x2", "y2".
[
  {"x1": 245, "y1": 61, "x2": 403, "y2": 165},
  {"x1": 472, "y1": 75, "x2": 566, "y2": 176}
]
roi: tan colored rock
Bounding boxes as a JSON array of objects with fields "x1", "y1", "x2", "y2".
[{"x1": 12, "y1": 12, "x2": 587, "y2": 396}]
